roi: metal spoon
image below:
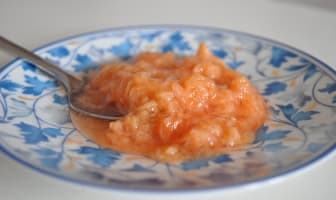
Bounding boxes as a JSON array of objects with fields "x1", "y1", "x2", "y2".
[{"x1": 0, "y1": 35, "x2": 122, "y2": 120}]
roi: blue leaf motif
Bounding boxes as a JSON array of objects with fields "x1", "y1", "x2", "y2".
[
  {"x1": 263, "y1": 81, "x2": 287, "y2": 95},
  {"x1": 264, "y1": 142, "x2": 287, "y2": 152},
  {"x1": 140, "y1": 31, "x2": 162, "y2": 42},
  {"x1": 76, "y1": 54, "x2": 92, "y2": 65},
  {"x1": 286, "y1": 64, "x2": 306, "y2": 71},
  {"x1": 181, "y1": 159, "x2": 209, "y2": 170},
  {"x1": 77, "y1": 146, "x2": 120, "y2": 156},
  {"x1": 278, "y1": 104, "x2": 297, "y2": 120},
  {"x1": 257, "y1": 130, "x2": 291, "y2": 141},
  {"x1": 303, "y1": 65, "x2": 318, "y2": 81},
  {"x1": 108, "y1": 40, "x2": 133, "y2": 56},
  {"x1": 319, "y1": 82, "x2": 336, "y2": 94},
  {"x1": 278, "y1": 104, "x2": 319, "y2": 124},
  {"x1": 53, "y1": 94, "x2": 68, "y2": 105},
  {"x1": 291, "y1": 111, "x2": 319, "y2": 122},
  {"x1": 21, "y1": 61, "x2": 36, "y2": 72},
  {"x1": 228, "y1": 61, "x2": 245, "y2": 69},
  {"x1": 171, "y1": 32, "x2": 183, "y2": 42},
  {"x1": 212, "y1": 49, "x2": 227, "y2": 59},
  {"x1": 162, "y1": 32, "x2": 191, "y2": 53},
  {"x1": 73, "y1": 54, "x2": 96, "y2": 72},
  {"x1": 47, "y1": 46, "x2": 70, "y2": 58},
  {"x1": 212, "y1": 154, "x2": 233, "y2": 164},
  {"x1": 42, "y1": 128, "x2": 63, "y2": 138},
  {"x1": 0, "y1": 80, "x2": 22, "y2": 91},
  {"x1": 176, "y1": 42, "x2": 190, "y2": 51},
  {"x1": 255, "y1": 125, "x2": 268, "y2": 142},
  {"x1": 123, "y1": 164, "x2": 154, "y2": 173},
  {"x1": 75, "y1": 146, "x2": 120, "y2": 168},
  {"x1": 270, "y1": 47, "x2": 297, "y2": 68},
  {"x1": 162, "y1": 44, "x2": 173, "y2": 53},
  {"x1": 14, "y1": 122, "x2": 62, "y2": 144},
  {"x1": 15, "y1": 122, "x2": 48, "y2": 144},
  {"x1": 40, "y1": 156, "x2": 62, "y2": 170},
  {"x1": 34, "y1": 148, "x2": 57, "y2": 156},
  {"x1": 90, "y1": 154, "x2": 118, "y2": 168},
  {"x1": 23, "y1": 75, "x2": 57, "y2": 95}
]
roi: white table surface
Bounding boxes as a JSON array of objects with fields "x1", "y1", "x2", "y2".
[{"x1": 0, "y1": 0, "x2": 335, "y2": 199}]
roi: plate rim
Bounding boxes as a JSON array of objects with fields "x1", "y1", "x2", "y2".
[{"x1": 0, "y1": 24, "x2": 335, "y2": 193}]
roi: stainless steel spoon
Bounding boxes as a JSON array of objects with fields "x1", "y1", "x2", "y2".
[{"x1": 0, "y1": 35, "x2": 122, "y2": 120}]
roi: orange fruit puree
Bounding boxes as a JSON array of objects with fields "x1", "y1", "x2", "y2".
[{"x1": 71, "y1": 44, "x2": 268, "y2": 163}]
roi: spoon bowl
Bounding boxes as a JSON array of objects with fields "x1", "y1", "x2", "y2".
[{"x1": 0, "y1": 35, "x2": 122, "y2": 120}]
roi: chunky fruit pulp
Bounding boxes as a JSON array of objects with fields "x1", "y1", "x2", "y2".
[{"x1": 71, "y1": 44, "x2": 268, "y2": 163}]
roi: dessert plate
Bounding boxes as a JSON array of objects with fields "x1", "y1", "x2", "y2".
[{"x1": 0, "y1": 25, "x2": 335, "y2": 192}]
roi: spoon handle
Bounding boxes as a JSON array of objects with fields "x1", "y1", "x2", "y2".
[{"x1": 0, "y1": 35, "x2": 81, "y2": 92}]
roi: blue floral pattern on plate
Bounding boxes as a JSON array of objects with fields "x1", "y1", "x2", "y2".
[{"x1": 0, "y1": 26, "x2": 335, "y2": 191}]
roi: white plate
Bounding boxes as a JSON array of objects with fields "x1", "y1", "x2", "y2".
[{"x1": 0, "y1": 25, "x2": 335, "y2": 192}]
